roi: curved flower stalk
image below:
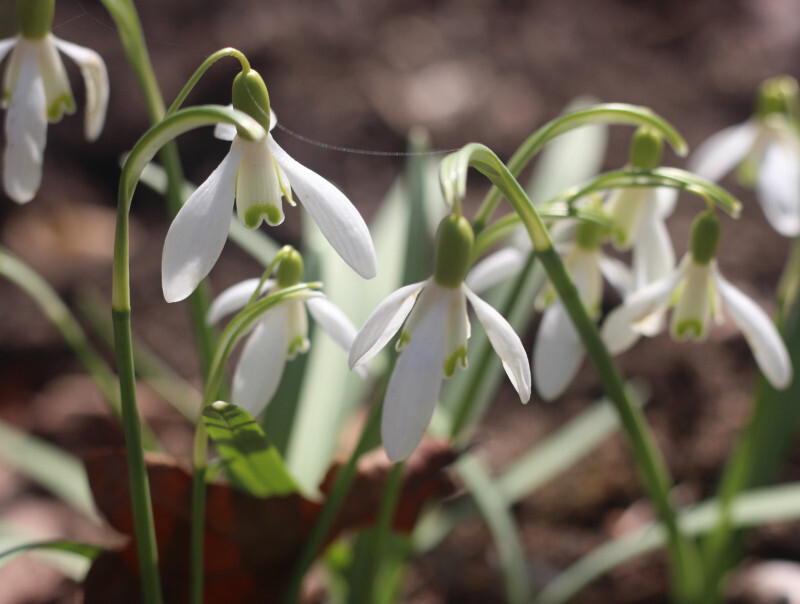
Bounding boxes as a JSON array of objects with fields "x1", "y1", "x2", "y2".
[
  {"x1": 1, "y1": 0, "x2": 109, "y2": 203},
  {"x1": 162, "y1": 68, "x2": 376, "y2": 303},
  {"x1": 602, "y1": 211, "x2": 792, "y2": 390},
  {"x1": 349, "y1": 214, "x2": 531, "y2": 462},
  {"x1": 207, "y1": 247, "x2": 362, "y2": 418},
  {"x1": 690, "y1": 76, "x2": 800, "y2": 237}
]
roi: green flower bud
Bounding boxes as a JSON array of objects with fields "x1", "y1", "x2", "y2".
[
  {"x1": 756, "y1": 76, "x2": 799, "y2": 119},
  {"x1": 17, "y1": 0, "x2": 54, "y2": 40},
  {"x1": 689, "y1": 211, "x2": 721, "y2": 265},
  {"x1": 629, "y1": 126, "x2": 663, "y2": 171},
  {"x1": 232, "y1": 69, "x2": 271, "y2": 134},
  {"x1": 575, "y1": 219, "x2": 607, "y2": 251},
  {"x1": 433, "y1": 214, "x2": 474, "y2": 288},
  {"x1": 276, "y1": 247, "x2": 304, "y2": 288}
]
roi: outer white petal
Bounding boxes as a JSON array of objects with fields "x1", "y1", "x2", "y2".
[
  {"x1": 601, "y1": 265, "x2": 684, "y2": 354},
  {"x1": 349, "y1": 280, "x2": 426, "y2": 367},
  {"x1": 534, "y1": 300, "x2": 585, "y2": 401},
  {"x1": 53, "y1": 37, "x2": 109, "y2": 141},
  {"x1": 713, "y1": 269, "x2": 792, "y2": 389},
  {"x1": 161, "y1": 141, "x2": 245, "y2": 302},
  {"x1": 598, "y1": 255, "x2": 633, "y2": 298},
  {"x1": 3, "y1": 45, "x2": 47, "y2": 204},
  {"x1": 755, "y1": 141, "x2": 800, "y2": 237},
  {"x1": 206, "y1": 278, "x2": 274, "y2": 325},
  {"x1": 269, "y1": 137, "x2": 377, "y2": 279},
  {"x1": 655, "y1": 187, "x2": 678, "y2": 219},
  {"x1": 464, "y1": 286, "x2": 531, "y2": 402},
  {"x1": 0, "y1": 38, "x2": 17, "y2": 86},
  {"x1": 381, "y1": 292, "x2": 448, "y2": 461},
  {"x1": 689, "y1": 121, "x2": 759, "y2": 183},
  {"x1": 232, "y1": 307, "x2": 289, "y2": 417},
  {"x1": 631, "y1": 204, "x2": 675, "y2": 294},
  {"x1": 465, "y1": 247, "x2": 527, "y2": 293},
  {"x1": 306, "y1": 296, "x2": 358, "y2": 353}
]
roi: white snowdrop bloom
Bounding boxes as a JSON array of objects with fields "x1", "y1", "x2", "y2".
[
  {"x1": 162, "y1": 69, "x2": 376, "y2": 303},
  {"x1": 1, "y1": 0, "x2": 108, "y2": 203},
  {"x1": 207, "y1": 249, "x2": 363, "y2": 418},
  {"x1": 602, "y1": 212, "x2": 792, "y2": 390},
  {"x1": 690, "y1": 77, "x2": 800, "y2": 237},
  {"x1": 532, "y1": 220, "x2": 632, "y2": 401},
  {"x1": 349, "y1": 215, "x2": 531, "y2": 462}
]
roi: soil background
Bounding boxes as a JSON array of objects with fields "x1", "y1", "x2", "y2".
[{"x1": 1, "y1": 0, "x2": 800, "y2": 602}]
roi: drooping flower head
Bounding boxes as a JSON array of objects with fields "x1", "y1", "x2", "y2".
[
  {"x1": 162, "y1": 68, "x2": 377, "y2": 303},
  {"x1": 690, "y1": 76, "x2": 800, "y2": 237},
  {"x1": 602, "y1": 211, "x2": 792, "y2": 390},
  {"x1": 207, "y1": 246, "x2": 363, "y2": 418},
  {"x1": 349, "y1": 214, "x2": 531, "y2": 461},
  {"x1": 1, "y1": 0, "x2": 109, "y2": 203}
]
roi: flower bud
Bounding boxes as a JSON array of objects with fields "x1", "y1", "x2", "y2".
[
  {"x1": 17, "y1": 0, "x2": 54, "y2": 40},
  {"x1": 689, "y1": 211, "x2": 721, "y2": 265},
  {"x1": 756, "y1": 76, "x2": 799, "y2": 119},
  {"x1": 433, "y1": 214, "x2": 474, "y2": 288},
  {"x1": 628, "y1": 126, "x2": 663, "y2": 171},
  {"x1": 276, "y1": 247, "x2": 304, "y2": 288},
  {"x1": 232, "y1": 69, "x2": 271, "y2": 134}
]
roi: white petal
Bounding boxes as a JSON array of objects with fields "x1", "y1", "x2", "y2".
[
  {"x1": 306, "y1": 296, "x2": 358, "y2": 353},
  {"x1": 349, "y1": 280, "x2": 426, "y2": 367},
  {"x1": 655, "y1": 187, "x2": 678, "y2": 219},
  {"x1": 601, "y1": 265, "x2": 684, "y2": 354},
  {"x1": 3, "y1": 45, "x2": 47, "y2": 204},
  {"x1": 465, "y1": 247, "x2": 527, "y2": 293},
  {"x1": 236, "y1": 139, "x2": 285, "y2": 227},
  {"x1": 269, "y1": 137, "x2": 377, "y2": 279},
  {"x1": 569, "y1": 248, "x2": 603, "y2": 314},
  {"x1": 0, "y1": 38, "x2": 17, "y2": 86},
  {"x1": 670, "y1": 261, "x2": 712, "y2": 341},
  {"x1": 464, "y1": 286, "x2": 531, "y2": 401},
  {"x1": 381, "y1": 293, "x2": 448, "y2": 461},
  {"x1": 161, "y1": 141, "x2": 245, "y2": 302},
  {"x1": 690, "y1": 121, "x2": 759, "y2": 183},
  {"x1": 598, "y1": 255, "x2": 633, "y2": 299},
  {"x1": 443, "y1": 288, "x2": 470, "y2": 377},
  {"x1": 533, "y1": 300, "x2": 585, "y2": 401},
  {"x1": 755, "y1": 141, "x2": 800, "y2": 237},
  {"x1": 36, "y1": 36, "x2": 74, "y2": 122},
  {"x1": 631, "y1": 205, "x2": 675, "y2": 292},
  {"x1": 232, "y1": 308, "x2": 289, "y2": 417},
  {"x1": 713, "y1": 269, "x2": 792, "y2": 389},
  {"x1": 53, "y1": 37, "x2": 109, "y2": 141},
  {"x1": 206, "y1": 278, "x2": 274, "y2": 325}
]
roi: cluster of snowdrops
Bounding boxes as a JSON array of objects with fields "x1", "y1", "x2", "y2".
[{"x1": 3, "y1": 1, "x2": 800, "y2": 602}]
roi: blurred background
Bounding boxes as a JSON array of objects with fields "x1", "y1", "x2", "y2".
[{"x1": 1, "y1": 0, "x2": 800, "y2": 601}]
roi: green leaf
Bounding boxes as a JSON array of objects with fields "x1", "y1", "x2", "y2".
[
  {"x1": 536, "y1": 481, "x2": 800, "y2": 604},
  {"x1": 0, "y1": 539, "x2": 102, "y2": 571},
  {"x1": 0, "y1": 419, "x2": 98, "y2": 521},
  {"x1": 202, "y1": 401, "x2": 299, "y2": 497}
]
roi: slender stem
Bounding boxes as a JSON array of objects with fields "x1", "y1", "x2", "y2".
[
  {"x1": 282, "y1": 400, "x2": 383, "y2": 604},
  {"x1": 112, "y1": 309, "x2": 163, "y2": 604},
  {"x1": 463, "y1": 148, "x2": 701, "y2": 600},
  {"x1": 365, "y1": 463, "x2": 404, "y2": 602},
  {"x1": 166, "y1": 48, "x2": 250, "y2": 117}
]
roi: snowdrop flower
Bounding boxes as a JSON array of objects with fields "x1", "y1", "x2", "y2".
[
  {"x1": 1, "y1": 0, "x2": 109, "y2": 203},
  {"x1": 162, "y1": 68, "x2": 377, "y2": 303},
  {"x1": 349, "y1": 214, "x2": 531, "y2": 461},
  {"x1": 690, "y1": 76, "x2": 800, "y2": 237},
  {"x1": 602, "y1": 211, "x2": 792, "y2": 390},
  {"x1": 207, "y1": 247, "x2": 362, "y2": 418},
  {"x1": 533, "y1": 218, "x2": 632, "y2": 401},
  {"x1": 605, "y1": 127, "x2": 677, "y2": 291}
]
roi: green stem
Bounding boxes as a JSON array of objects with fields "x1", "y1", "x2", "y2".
[
  {"x1": 282, "y1": 400, "x2": 383, "y2": 604},
  {"x1": 166, "y1": 48, "x2": 251, "y2": 117},
  {"x1": 112, "y1": 308, "x2": 163, "y2": 604},
  {"x1": 190, "y1": 422, "x2": 208, "y2": 604},
  {"x1": 365, "y1": 463, "x2": 404, "y2": 603}
]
